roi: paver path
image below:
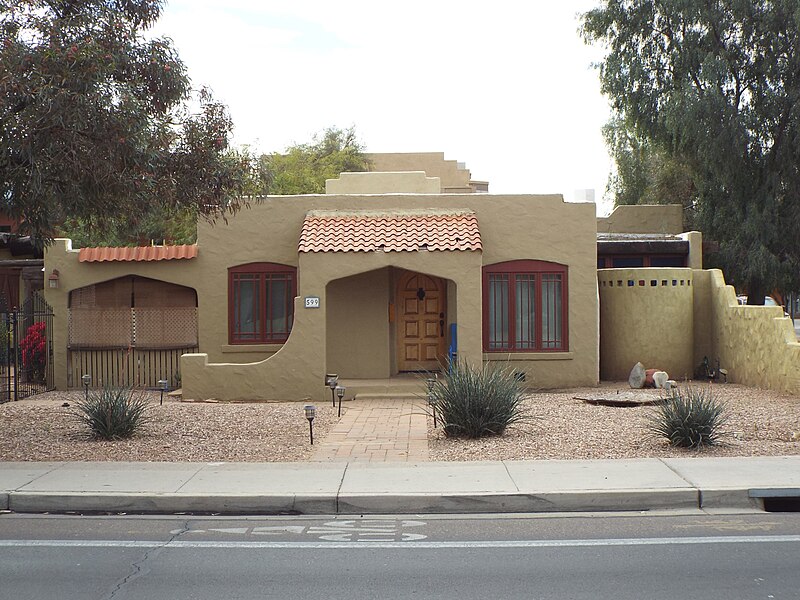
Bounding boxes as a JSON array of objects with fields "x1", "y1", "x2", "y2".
[{"x1": 311, "y1": 397, "x2": 429, "y2": 462}]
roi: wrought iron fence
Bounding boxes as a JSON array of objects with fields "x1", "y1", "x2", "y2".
[{"x1": 0, "y1": 292, "x2": 55, "y2": 403}]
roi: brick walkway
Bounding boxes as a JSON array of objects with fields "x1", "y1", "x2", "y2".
[{"x1": 310, "y1": 397, "x2": 429, "y2": 462}]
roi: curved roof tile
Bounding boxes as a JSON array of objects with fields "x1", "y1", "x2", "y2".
[
  {"x1": 298, "y1": 211, "x2": 482, "y2": 253},
  {"x1": 78, "y1": 245, "x2": 198, "y2": 262}
]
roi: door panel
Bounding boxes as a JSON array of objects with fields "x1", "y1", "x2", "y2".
[{"x1": 397, "y1": 272, "x2": 446, "y2": 371}]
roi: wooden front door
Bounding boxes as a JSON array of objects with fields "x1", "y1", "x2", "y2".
[{"x1": 397, "y1": 272, "x2": 446, "y2": 371}]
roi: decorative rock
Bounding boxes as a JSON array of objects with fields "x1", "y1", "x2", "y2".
[
  {"x1": 628, "y1": 362, "x2": 646, "y2": 389},
  {"x1": 644, "y1": 368, "x2": 658, "y2": 388},
  {"x1": 665, "y1": 379, "x2": 678, "y2": 392},
  {"x1": 652, "y1": 371, "x2": 669, "y2": 389}
]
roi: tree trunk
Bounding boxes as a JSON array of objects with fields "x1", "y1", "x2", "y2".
[{"x1": 746, "y1": 282, "x2": 767, "y2": 305}]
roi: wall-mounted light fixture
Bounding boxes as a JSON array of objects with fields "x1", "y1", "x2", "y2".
[{"x1": 48, "y1": 269, "x2": 60, "y2": 289}]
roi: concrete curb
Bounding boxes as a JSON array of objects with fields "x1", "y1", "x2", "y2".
[
  {"x1": 338, "y1": 489, "x2": 701, "y2": 515},
  {"x1": 7, "y1": 493, "x2": 339, "y2": 515},
  {"x1": 7, "y1": 489, "x2": 705, "y2": 516},
  {"x1": 0, "y1": 492, "x2": 8, "y2": 511}
]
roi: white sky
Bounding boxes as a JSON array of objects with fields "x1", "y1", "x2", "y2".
[{"x1": 152, "y1": 0, "x2": 614, "y2": 215}]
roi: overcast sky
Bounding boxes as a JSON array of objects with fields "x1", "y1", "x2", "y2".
[{"x1": 152, "y1": 0, "x2": 614, "y2": 215}]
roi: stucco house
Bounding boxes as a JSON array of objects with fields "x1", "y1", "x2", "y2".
[
  {"x1": 45, "y1": 167, "x2": 599, "y2": 401},
  {"x1": 42, "y1": 156, "x2": 800, "y2": 402}
]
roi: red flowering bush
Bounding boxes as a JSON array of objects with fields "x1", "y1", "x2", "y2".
[{"x1": 20, "y1": 321, "x2": 47, "y2": 382}]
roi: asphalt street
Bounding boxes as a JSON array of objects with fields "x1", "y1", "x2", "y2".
[{"x1": 3, "y1": 512, "x2": 800, "y2": 599}]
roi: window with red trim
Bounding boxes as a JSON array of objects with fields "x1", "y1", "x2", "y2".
[
  {"x1": 483, "y1": 260, "x2": 568, "y2": 352},
  {"x1": 229, "y1": 263, "x2": 296, "y2": 344}
]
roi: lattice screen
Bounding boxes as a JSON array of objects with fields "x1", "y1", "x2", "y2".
[
  {"x1": 68, "y1": 308, "x2": 133, "y2": 348},
  {"x1": 133, "y1": 308, "x2": 198, "y2": 348}
]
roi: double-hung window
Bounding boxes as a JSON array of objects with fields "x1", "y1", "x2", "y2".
[
  {"x1": 229, "y1": 263, "x2": 296, "y2": 344},
  {"x1": 483, "y1": 260, "x2": 567, "y2": 352}
]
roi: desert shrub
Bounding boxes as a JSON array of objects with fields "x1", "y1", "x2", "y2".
[
  {"x1": 429, "y1": 361, "x2": 525, "y2": 438},
  {"x1": 648, "y1": 385, "x2": 727, "y2": 448},
  {"x1": 75, "y1": 387, "x2": 151, "y2": 440}
]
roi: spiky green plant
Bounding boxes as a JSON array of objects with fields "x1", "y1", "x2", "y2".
[
  {"x1": 74, "y1": 387, "x2": 151, "y2": 440},
  {"x1": 648, "y1": 385, "x2": 727, "y2": 448},
  {"x1": 429, "y1": 361, "x2": 526, "y2": 439}
]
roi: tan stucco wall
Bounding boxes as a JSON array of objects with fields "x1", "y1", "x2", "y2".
[
  {"x1": 599, "y1": 268, "x2": 695, "y2": 381},
  {"x1": 366, "y1": 152, "x2": 475, "y2": 193},
  {"x1": 44, "y1": 239, "x2": 203, "y2": 390},
  {"x1": 706, "y1": 269, "x2": 800, "y2": 394},
  {"x1": 178, "y1": 193, "x2": 598, "y2": 400},
  {"x1": 679, "y1": 231, "x2": 703, "y2": 269},
  {"x1": 325, "y1": 172, "x2": 441, "y2": 194},
  {"x1": 326, "y1": 269, "x2": 391, "y2": 378},
  {"x1": 597, "y1": 205, "x2": 684, "y2": 235}
]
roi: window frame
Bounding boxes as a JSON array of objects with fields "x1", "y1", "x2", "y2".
[
  {"x1": 482, "y1": 260, "x2": 568, "y2": 352},
  {"x1": 228, "y1": 262, "x2": 297, "y2": 345}
]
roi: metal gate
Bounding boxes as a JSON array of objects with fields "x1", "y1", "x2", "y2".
[{"x1": 0, "y1": 292, "x2": 55, "y2": 403}]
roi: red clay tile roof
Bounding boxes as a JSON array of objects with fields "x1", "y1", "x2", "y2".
[
  {"x1": 78, "y1": 245, "x2": 198, "y2": 262},
  {"x1": 298, "y1": 210, "x2": 482, "y2": 253}
]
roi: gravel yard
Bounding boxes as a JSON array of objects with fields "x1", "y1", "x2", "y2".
[
  {"x1": 1, "y1": 382, "x2": 798, "y2": 462},
  {"x1": 429, "y1": 382, "x2": 800, "y2": 461},
  {"x1": 0, "y1": 391, "x2": 337, "y2": 462}
]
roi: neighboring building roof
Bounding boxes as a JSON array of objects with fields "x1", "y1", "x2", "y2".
[
  {"x1": 596, "y1": 233, "x2": 688, "y2": 256},
  {"x1": 298, "y1": 210, "x2": 482, "y2": 253},
  {"x1": 78, "y1": 245, "x2": 198, "y2": 262}
]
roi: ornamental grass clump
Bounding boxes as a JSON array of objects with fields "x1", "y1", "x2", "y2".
[
  {"x1": 648, "y1": 385, "x2": 727, "y2": 448},
  {"x1": 75, "y1": 387, "x2": 151, "y2": 440},
  {"x1": 429, "y1": 361, "x2": 526, "y2": 439}
]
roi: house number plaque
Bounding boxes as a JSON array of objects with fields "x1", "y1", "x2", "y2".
[{"x1": 304, "y1": 296, "x2": 321, "y2": 309}]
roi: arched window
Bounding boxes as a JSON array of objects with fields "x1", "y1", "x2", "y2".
[
  {"x1": 482, "y1": 260, "x2": 568, "y2": 352},
  {"x1": 228, "y1": 263, "x2": 296, "y2": 344}
]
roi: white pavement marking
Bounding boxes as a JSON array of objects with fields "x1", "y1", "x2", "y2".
[{"x1": 3, "y1": 535, "x2": 800, "y2": 550}]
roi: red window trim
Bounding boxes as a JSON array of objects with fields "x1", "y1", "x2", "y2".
[
  {"x1": 228, "y1": 263, "x2": 297, "y2": 345},
  {"x1": 482, "y1": 260, "x2": 568, "y2": 352}
]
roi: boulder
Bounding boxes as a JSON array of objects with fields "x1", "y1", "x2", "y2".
[
  {"x1": 652, "y1": 371, "x2": 669, "y2": 389},
  {"x1": 628, "y1": 362, "x2": 646, "y2": 389},
  {"x1": 644, "y1": 368, "x2": 658, "y2": 388}
]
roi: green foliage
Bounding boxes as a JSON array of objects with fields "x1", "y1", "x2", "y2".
[
  {"x1": 75, "y1": 387, "x2": 151, "y2": 440},
  {"x1": 429, "y1": 362, "x2": 526, "y2": 439},
  {"x1": 0, "y1": 1, "x2": 263, "y2": 244},
  {"x1": 261, "y1": 127, "x2": 371, "y2": 195},
  {"x1": 602, "y1": 117, "x2": 698, "y2": 231},
  {"x1": 583, "y1": 0, "x2": 800, "y2": 295},
  {"x1": 648, "y1": 386, "x2": 728, "y2": 449}
]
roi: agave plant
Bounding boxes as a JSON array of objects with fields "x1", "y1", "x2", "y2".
[
  {"x1": 428, "y1": 361, "x2": 526, "y2": 439},
  {"x1": 648, "y1": 385, "x2": 727, "y2": 448},
  {"x1": 74, "y1": 387, "x2": 151, "y2": 440}
]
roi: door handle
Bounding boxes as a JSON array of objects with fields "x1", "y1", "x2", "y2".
[{"x1": 439, "y1": 319, "x2": 444, "y2": 337}]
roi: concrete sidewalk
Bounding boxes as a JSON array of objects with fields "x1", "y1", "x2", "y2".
[{"x1": 1, "y1": 456, "x2": 799, "y2": 515}]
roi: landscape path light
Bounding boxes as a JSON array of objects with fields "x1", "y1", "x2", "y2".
[
  {"x1": 158, "y1": 379, "x2": 169, "y2": 406},
  {"x1": 304, "y1": 404, "x2": 316, "y2": 445},
  {"x1": 81, "y1": 374, "x2": 91, "y2": 401},
  {"x1": 336, "y1": 385, "x2": 345, "y2": 418},
  {"x1": 426, "y1": 377, "x2": 437, "y2": 428},
  {"x1": 326, "y1": 374, "x2": 339, "y2": 407}
]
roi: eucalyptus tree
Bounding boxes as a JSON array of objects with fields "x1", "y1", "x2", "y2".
[
  {"x1": 1, "y1": 0, "x2": 259, "y2": 245},
  {"x1": 583, "y1": 0, "x2": 800, "y2": 301}
]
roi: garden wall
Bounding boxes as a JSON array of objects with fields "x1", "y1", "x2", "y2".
[{"x1": 598, "y1": 268, "x2": 695, "y2": 380}]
